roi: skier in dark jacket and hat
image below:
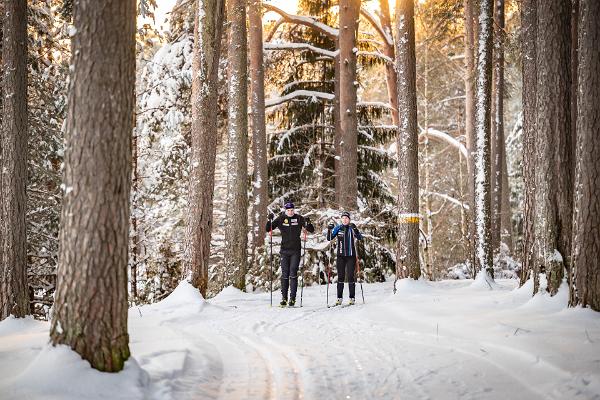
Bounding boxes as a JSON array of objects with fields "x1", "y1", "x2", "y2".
[
  {"x1": 266, "y1": 202, "x2": 315, "y2": 307},
  {"x1": 326, "y1": 211, "x2": 363, "y2": 306}
]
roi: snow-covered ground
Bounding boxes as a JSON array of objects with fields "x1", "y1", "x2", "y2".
[{"x1": 1, "y1": 278, "x2": 599, "y2": 400}]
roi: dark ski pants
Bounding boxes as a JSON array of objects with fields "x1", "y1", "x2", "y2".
[
  {"x1": 281, "y1": 250, "x2": 301, "y2": 301},
  {"x1": 336, "y1": 255, "x2": 356, "y2": 299}
]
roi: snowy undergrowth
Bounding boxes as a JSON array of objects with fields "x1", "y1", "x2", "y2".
[{"x1": 1, "y1": 279, "x2": 599, "y2": 400}]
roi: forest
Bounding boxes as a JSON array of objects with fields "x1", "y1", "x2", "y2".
[{"x1": 0, "y1": 0, "x2": 599, "y2": 399}]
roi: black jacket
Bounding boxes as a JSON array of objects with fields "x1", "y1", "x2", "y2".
[{"x1": 266, "y1": 213, "x2": 315, "y2": 252}]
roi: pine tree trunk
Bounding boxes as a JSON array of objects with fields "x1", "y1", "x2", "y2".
[
  {"x1": 474, "y1": 0, "x2": 494, "y2": 278},
  {"x1": 490, "y1": 0, "x2": 505, "y2": 256},
  {"x1": 338, "y1": 0, "x2": 360, "y2": 210},
  {"x1": 248, "y1": 0, "x2": 268, "y2": 264},
  {"x1": 570, "y1": 0, "x2": 600, "y2": 311},
  {"x1": 521, "y1": 0, "x2": 537, "y2": 287},
  {"x1": 379, "y1": 0, "x2": 399, "y2": 127},
  {"x1": 395, "y1": 0, "x2": 420, "y2": 280},
  {"x1": 225, "y1": 0, "x2": 249, "y2": 290},
  {"x1": 188, "y1": 0, "x2": 225, "y2": 297},
  {"x1": 1, "y1": 0, "x2": 29, "y2": 320},
  {"x1": 334, "y1": 48, "x2": 342, "y2": 206},
  {"x1": 463, "y1": 0, "x2": 476, "y2": 270},
  {"x1": 49, "y1": 0, "x2": 135, "y2": 372},
  {"x1": 533, "y1": 0, "x2": 572, "y2": 295}
]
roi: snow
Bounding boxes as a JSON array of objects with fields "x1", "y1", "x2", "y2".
[
  {"x1": 1, "y1": 280, "x2": 600, "y2": 400},
  {"x1": 265, "y1": 90, "x2": 335, "y2": 108}
]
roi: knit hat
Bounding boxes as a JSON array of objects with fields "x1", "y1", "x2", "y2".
[
  {"x1": 341, "y1": 211, "x2": 351, "y2": 219},
  {"x1": 284, "y1": 202, "x2": 295, "y2": 209}
]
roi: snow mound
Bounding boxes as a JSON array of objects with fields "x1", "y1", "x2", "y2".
[
  {"x1": 156, "y1": 280, "x2": 205, "y2": 309},
  {"x1": 468, "y1": 271, "x2": 502, "y2": 290},
  {"x1": 392, "y1": 278, "x2": 433, "y2": 295},
  {"x1": 213, "y1": 285, "x2": 253, "y2": 302},
  {"x1": 0, "y1": 315, "x2": 44, "y2": 337},
  {"x1": 2, "y1": 345, "x2": 149, "y2": 400},
  {"x1": 519, "y1": 281, "x2": 569, "y2": 313}
]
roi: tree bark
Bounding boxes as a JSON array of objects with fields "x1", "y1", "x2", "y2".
[
  {"x1": 533, "y1": 0, "x2": 572, "y2": 295},
  {"x1": 474, "y1": 0, "x2": 494, "y2": 279},
  {"x1": 570, "y1": 0, "x2": 600, "y2": 311},
  {"x1": 395, "y1": 0, "x2": 420, "y2": 280},
  {"x1": 463, "y1": 0, "x2": 476, "y2": 270},
  {"x1": 187, "y1": 0, "x2": 225, "y2": 297},
  {"x1": 337, "y1": 0, "x2": 360, "y2": 210},
  {"x1": 1, "y1": 0, "x2": 28, "y2": 320},
  {"x1": 225, "y1": 0, "x2": 249, "y2": 290},
  {"x1": 248, "y1": 0, "x2": 268, "y2": 264},
  {"x1": 49, "y1": 0, "x2": 135, "y2": 372},
  {"x1": 521, "y1": 0, "x2": 537, "y2": 287},
  {"x1": 377, "y1": 0, "x2": 399, "y2": 126},
  {"x1": 490, "y1": 0, "x2": 505, "y2": 255}
]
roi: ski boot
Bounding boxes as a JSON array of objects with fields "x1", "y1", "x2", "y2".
[
  {"x1": 334, "y1": 298, "x2": 342, "y2": 306},
  {"x1": 279, "y1": 299, "x2": 287, "y2": 307},
  {"x1": 288, "y1": 299, "x2": 296, "y2": 307},
  {"x1": 349, "y1": 298, "x2": 356, "y2": 305}
]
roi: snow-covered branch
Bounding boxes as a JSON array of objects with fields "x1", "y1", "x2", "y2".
[
  {"x1": 264, "y1": 42, "x2": 338, "y2": 58},
  {"x1": 357, "y1": 51, "x2": 393, "y2": 64},
  {"x1": 419, "y1": 128, "x2": 468, "y2": 159},
  {"x1": 422, "y1": 190, "x2": 470, "y2": 210},
  {"x1": 263, "y1": 4, "x2": 339, "y2": 39},
  {"x1": 359, "y1": 8, "x2": 394, "y2": 47},
  {"x1": 265, "y1": 90, "x2": 334, "y2": 108}
]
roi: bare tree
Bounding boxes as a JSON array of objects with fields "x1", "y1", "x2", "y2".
[
  {"x1": 248, "y1": 0, "x2": 268, "y2": 264},
  {"x1": 1, "y1": 0, "x2": 28, "y2": 320},
  {"x1": 376, "y1": 0, "x2": 399, "y2": 126},
  {"x1": 187, "y1": 0, "x2": 225, "y2": 297},
  {"x1": 473, "y1": 0, "x2": 494, "y2": 279},
  {"x1": 337, "y1": 0, "x2": 360, "y2": 210},
  {"x1": 533, "y1": 0, "x2": 572, "y2": 295},
  {"x1": 570, "y1": 0, "x2": 599, "y2": 311},
  {"x1": 395, "y1": 0, "x2": 420, "y2": 280},
  {"x1": 521, "y1": 0, "x2": 537, "y2": 286},
  {"x1": 49, "y1": 0, "x2": 135, "y2": 372},
  {"x1": 224, "y1": 0, "x2": 249, "y2": 289}
]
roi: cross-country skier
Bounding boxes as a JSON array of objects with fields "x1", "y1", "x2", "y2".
[
  {"x1": 326, "y1": 211, "x2": 363, "y2": 306},
  {"x1": 266, "y1": 202, "x2": 315, "y2": 307}
]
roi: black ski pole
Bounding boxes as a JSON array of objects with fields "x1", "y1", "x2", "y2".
[
  {"x1": 269, "y1": 215, "x2": 274, "y2": 307},
  {"x1": 300, "y1": 229, "x2": 307, "y2": 307},
  {"x1": 354, "y1": 241, "x2": 365, "y2": 304}
]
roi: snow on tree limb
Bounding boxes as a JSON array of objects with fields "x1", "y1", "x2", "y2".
[
  {"x1": 422, "y1": 190, "x2": 470, "y2": 210},
  {"x1": 360, "y1": 7, "x2": 394, "y2": 47},
  {"x1": 264, "y1": 42, "x2": 338, "y2": 58},
  {"x1": 419, "y1": 128, "x2": 468, "y2": 159},
  {"x1": 262, "y1": 4, "x2": 339, "y2": 39},
  {"x1": 357, "y1": 51, "x2": 394, "y2": 64},
  {"x1": 265, "y1": 90, "x2": 334, "y2": 108}
]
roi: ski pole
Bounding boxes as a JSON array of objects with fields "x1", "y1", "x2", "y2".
[
  {"x1": 269, "y1": 216, "x2": 274, "y2": 307},
  {"x1": 327, "y1": 243, "x2": 332, "y2": 307},
  {"x1": 355, "y1": 242, "x2": 365, "y2": 304},
  {"x1": 300, "y1": 229, "x2": 307, "y2": 307}
]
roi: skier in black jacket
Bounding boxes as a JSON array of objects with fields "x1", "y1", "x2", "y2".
[
  {"x1": 326, "y1": 211, "x2": 363, "y2": 306},
  {"x1": 266, "y1": 202, "x2": 315, "y2": 307}
]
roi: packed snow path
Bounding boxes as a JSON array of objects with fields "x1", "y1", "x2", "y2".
[{"x1": 1, "y1": 278, "x2": 600, "y2": 400}]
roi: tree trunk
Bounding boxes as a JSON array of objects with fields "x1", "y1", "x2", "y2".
[
  {"x1": 463, "y1": 0, "x2": 476, "y2": 270},
  {"x1": 187, "y1": 0, "x2": 225, "y2": 297},
  {"x1": 225, "y1": 0, "x2": 249, "y2": 290},
  {"x1": 533, "y1": 0, "x2": 572, "y2": 295},
  {"x1": 1, "y1": 0, "x2": 28, "y2": 320},
  {"x1": 49, "y1": 0, "x2": 135, "y2": 372},
  {"x1": 490, "y1": 0, "x2": 505, "y2": 255},
  {"x1": 570, "y1": 0, "x2": 600, "y2": 311},
  {"x1": 521, "y1": 0, "x2": 537, "y2": 287},
  {"x1": 395, "y1": 0, "x2": 420, "y2": 280},
  {"x1": 473, "y1": 0, "x2": 494, "y2": 279},
  {"x1": 338, "y1": 0, "x2": 360, "y2": 210},
  {"x1": 334, "y1": 48, "x2": 342, "y2": 206},
  {"x1": 378, "y1": 0, "x2": 399, "y2": 126},
  {"x1": 248, "y1": 0, "x2": 268, "y2": 264}
]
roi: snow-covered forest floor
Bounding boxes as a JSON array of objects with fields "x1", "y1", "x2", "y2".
[{"x1": 1, "y1": 278, "x2": 599, "y2": 400}]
